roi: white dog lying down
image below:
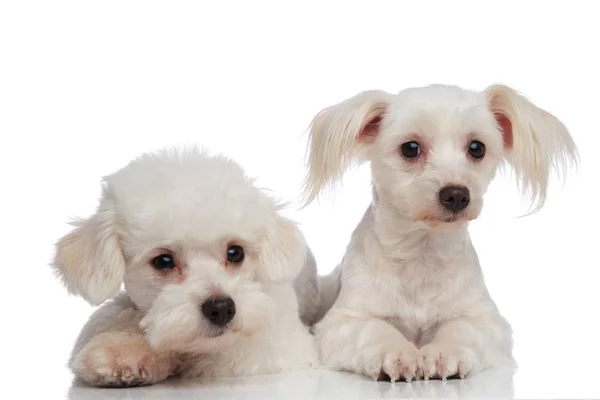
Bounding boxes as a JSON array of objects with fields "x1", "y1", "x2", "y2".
[
  {"x1": 52, "y1": 147, "x2": 319, "y2": 387},
  {"x1": 303, "y1": 84, "x2": 579, "y2": 382}
]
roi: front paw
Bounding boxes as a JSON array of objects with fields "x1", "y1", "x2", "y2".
[
  {"x1": 366, "y1": 341, "x2": 420, "y2": 383},
  {"x1": 419, "y1": 342, "x2": 475, "y2": 381},
  {"x1": 71, "y1": 331, "x2": 174, "y2": 387}
]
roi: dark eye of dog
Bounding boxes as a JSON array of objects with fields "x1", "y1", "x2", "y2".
[
  {"x1": 400, "y1": 141, "x2": 421, "y2": 158},
  {"x1": 468, "y1": 140, "x2": 486, "y2": 159},
  {"x1": 227, "y1": 245, "x2": 245, "y2": 264},
  {"x1": 152, "y1": 254, "x2": 175, "y2": 270}
]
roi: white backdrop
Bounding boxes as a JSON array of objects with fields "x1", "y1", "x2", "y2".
[{"x1": 1, "y1": 1, "x2": 598, "y2": 399}]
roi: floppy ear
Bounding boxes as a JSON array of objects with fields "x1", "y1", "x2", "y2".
[
  {"x1": 52, "y1": 193, "x2": 126, "y2": 305},
  {"x1": 257, "y1": 214, "x2": 308, "y2": 283},
  {"x1": 484, "y1": 84, "x2": 579, "y2": 212},
  {"x1": 302, "y1": 90, "x2": 393, "y2": 205}
]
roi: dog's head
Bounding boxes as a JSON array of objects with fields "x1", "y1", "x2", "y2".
[
  {"x1": 52, "y1": 147, "x2": 307, "y2": 351},
  {"x1": 302, "y1": 84, "x2": 578, "y2": 230}
]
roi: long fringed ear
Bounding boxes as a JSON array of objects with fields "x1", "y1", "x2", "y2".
[
  {"x1": 484, "y1": 84, "x2": 579, "y2": 213},
  {"x1": 257, "y1": 214, "x2": 308, "y2": 283},
  {"x1": 301, "y1": 90, "x2": 393, "y2": 206},
  {"x1": 52, "y1": 190, "x2": 126, "y2": 305}
]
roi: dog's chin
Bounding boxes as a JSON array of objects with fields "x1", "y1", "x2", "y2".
[
  {"x1": 201, "y1": 315, "x2": 248, "y2": 337},
  {"x1": 416, "y1": 213, "x2": 475, "y2": 231},
  {"x1": 423, "y1": 218, "x2": 467, "y2": 231},
  {"x1": 415, "y1": 207, "x2": 480, "y2": 231},
  {"x1": 203, "y1": 325, "x2": 229, "y2": 338}
]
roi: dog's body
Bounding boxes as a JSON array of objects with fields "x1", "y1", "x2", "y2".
[
  {"x1": 53, "y1": 147, "x2": 319, "y2": 387},
  {"x1": 303, "y1": 84, "x2": 578, "y2": 381},
  {"x1": 312, "y1": 203, "x2": 513, "y2": 381}
]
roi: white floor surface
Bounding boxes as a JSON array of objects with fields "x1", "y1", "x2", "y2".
[{"x1": 22, "y1": 363, "x2": 599, "y2": 399}]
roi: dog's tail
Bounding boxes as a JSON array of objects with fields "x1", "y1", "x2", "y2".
[{"x1": 312, "y1": 264, "x2": 343, "y2": 324}]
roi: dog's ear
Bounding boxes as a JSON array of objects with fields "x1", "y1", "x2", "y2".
[
  {"x1": 484, "y1": 84, "x2": 579, "y2": 212},
  {"x1": 257, "y1": 214, "x2": 307, "y2": 283},
  {"x1": 52, "y1": 191, "x2": 125, "y2": 306},
  {"x1": 302, "y1": 90, "x2": 393, "y2": 206}
]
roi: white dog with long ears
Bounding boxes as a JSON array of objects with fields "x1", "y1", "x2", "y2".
[
  {"x1": 303, "y1": 84, "x2": 578, "y2": 382},
  {"x1": 52, "y1": 147, "x2": 318, "y2": 387}
]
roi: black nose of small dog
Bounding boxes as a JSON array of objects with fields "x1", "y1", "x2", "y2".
[
  {"x1": 201, "y1": 296, "x2": 236, "y2": 326},
  {"x1": 439, "y1": 185, "x2": 470, "y2": 212}
]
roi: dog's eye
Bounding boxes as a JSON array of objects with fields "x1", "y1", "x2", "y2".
[
  {"x1": 226, "y1": 245, "x2": 245, "y2": 264},
  {"x1": 152, "y1": 254, "x2": 176, "y2": 270},
  {"x1": 468, "y1": 140, "x2": 486, "y2": 159},
  {"x1": 400, "y1": 141, "x2": 421, "y2": 158}
]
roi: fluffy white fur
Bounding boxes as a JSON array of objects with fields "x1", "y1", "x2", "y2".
[
  {"x1": 52, "y1": 147, "x2": 319, "y2": 387},
  {"x1": 303, "y1": 84, "x2": 578, "y2": 382}
]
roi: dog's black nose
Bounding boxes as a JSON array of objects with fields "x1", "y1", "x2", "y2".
[
  {"x1": 439, "y1": 185, "x2": 470, "y2": 212},
  {"x1": 201, "y1": 296, "x2": 236, "y2": 326}
]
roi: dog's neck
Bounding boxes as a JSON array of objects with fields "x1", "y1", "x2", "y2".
[{"x1": 370, "y1": 187, "x2": 471, "y2": 263}]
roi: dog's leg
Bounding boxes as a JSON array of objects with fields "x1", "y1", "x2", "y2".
[
  {"x1": 419, "y1": 311, "x2": 514, "y2": 380},
  {"x1": 315, "y1": 314, "x2": 420, "y2": 382},
  {"x1": 71, "y1": 330, "x2": 177, "y2": 387},
  {"x1": 68, "y1": 294, "x2": 178, "y2": 387}
]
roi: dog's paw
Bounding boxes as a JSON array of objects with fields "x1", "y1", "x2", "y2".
[
  {"x1": 419, "y1": 342, "x2": 475, "y2": 381},
  {"x1": 365, "y1": 341, "x2": 421, "y2": 383},
  {"x1": 71, "y1": 331, "x2": 175, "y2": 387}
]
